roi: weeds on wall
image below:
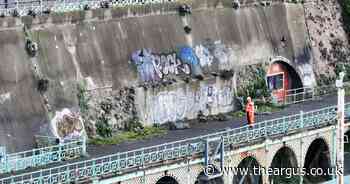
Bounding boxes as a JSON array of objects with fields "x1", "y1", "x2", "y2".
[
  {"x1": 89, "y1": 126, "x2": 167, "y2": 145},
  {"x1": 77, "y1": 81, "x2": 89, "y2": 114},
  {"x1": 236, "y1": 66, "x2": 270, "y2": 103},
  {"x1": 96, "y1": 116, "x2": 113, "y2": 138}
]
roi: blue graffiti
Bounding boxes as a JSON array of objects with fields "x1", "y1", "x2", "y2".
[
  {"x1": 131, "y1": 49, "x2": 161, "y2": 82},
  {"x1": 178, "y1": 47, "x2": 203, "y2": 77}
]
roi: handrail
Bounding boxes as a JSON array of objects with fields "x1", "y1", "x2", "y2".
[
  {"x1": 0, "y1": 138, "x2": 86, "y2": 175},
  {"x1": 0, "y1": 103, "x2": 346, "y2": 184},
  {"x1": 276, "y1": 82, "x2": 350, "y2": 105},
  {"x1": 0, "y1": 0, "x2": 177, "y2": 17}
]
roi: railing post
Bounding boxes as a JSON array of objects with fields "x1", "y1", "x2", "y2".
[
  {"x1": 40, "y1": 0, "x2": 42, "y2": 15},
  {"x1": 336, "y1": 71, "x2": 345, "y2": 184},
  {"x1": 58, "y1": 142, "x2": 63, "y2": 163},
  {"x1": 82, "y1": 138, "x2": 87, "y2": 157},
  {"x1": 300, "y1": 110, "x2": 304, "y2": 129}
]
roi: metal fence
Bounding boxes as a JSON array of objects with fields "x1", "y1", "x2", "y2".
[
  {"x1": 278, "y1": 83, "x2": 349, "y2": 105},
  {"x1": 0, "y1": 0, "x2": 176, "y2": 17},
  {"x1": 0, "y1": 103, "x2": 344, "y2": 184},
  {"x1": 0, "y1": 138, "x2": 86, "y2": 174}
]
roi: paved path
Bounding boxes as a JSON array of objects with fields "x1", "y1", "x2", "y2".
[{"x1": 1, "y1": 94, "x2": 349, "y2": 178}]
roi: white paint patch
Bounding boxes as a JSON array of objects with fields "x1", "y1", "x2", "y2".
[
  {"x1": 0, "y1": 92, "x2": 11, "y2": 104},
  {"x1": 49, "y1": 108, "x2": 86, "y2": 142},
  {"x1": 298, "y1": 63, "x2": 316, "y2": 87},
  {"x1": 85, "y1": 77, "x2": 97, "y2": 90},
  {"x1": 195, "y1": 45, "x2": 214, "y2": 67},
  {"x1": 142, "y1": 84, "x2": 234, "y2": 124}
]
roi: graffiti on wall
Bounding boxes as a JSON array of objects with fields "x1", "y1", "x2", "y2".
[
  {"x1": 142, "y1": 84, "x2": 234, "y2": 124},
  {"x1": 131, "y1": 41, "x2": 236, "y2": 82},
  {"x1": 132, "y1": 48, "x2": 191, "y2": 82}
]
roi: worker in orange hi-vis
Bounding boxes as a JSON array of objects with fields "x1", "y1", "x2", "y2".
[{"x1": 245, "y1": 97, "x2": 255, "y2": 128}]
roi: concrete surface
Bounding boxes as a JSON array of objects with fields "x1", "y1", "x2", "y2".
[{"x1": 0, "y1": 0, "x2": 316, "y2": 152}]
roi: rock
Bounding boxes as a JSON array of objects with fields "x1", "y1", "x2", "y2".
[{"x1": 167, "y1": 121, "x2": 190, "y2": 130}]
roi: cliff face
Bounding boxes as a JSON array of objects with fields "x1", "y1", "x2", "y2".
[
  {"x1": 0, "y1": 0, "x2": 316, "y2": 151},
  {"x1": 304, "y1": 0, "x2": 350, "y2": 84}
]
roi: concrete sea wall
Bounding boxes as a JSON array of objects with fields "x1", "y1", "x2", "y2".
[{"x1": 0, "y1": 0, "x2": 316, "y2": 151}]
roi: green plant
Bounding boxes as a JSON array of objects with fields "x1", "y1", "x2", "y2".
[
  {"x1": 96, "y1": 116, "x2": 112, "y2": 138},
  {"x1": 89, "y1": 126, "x2": 167, "y2": 145},
  {"x1": 237, "y1": 66, "x2": 270, "y2": 101},
  {"x1": 77, "y1": 81, "x2": 89, "y2": 114},
  {"x1": 37, "y1": 78, "x2": 49, "y2": 93},
  {"x1": 231, "y1": 110, "x2": 245, "y2": 118},
  {"x1": 124, "y1": 118, "x2": 144, "y2": 132}
]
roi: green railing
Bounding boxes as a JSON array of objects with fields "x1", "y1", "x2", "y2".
[
  {"x1": 0, "y1": 103, "x2": 345, "y2": 184},
  {"x1": 0, "y1": 138, "x2": 86, "y2": 175}
]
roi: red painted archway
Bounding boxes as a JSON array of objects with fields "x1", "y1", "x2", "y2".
[{"x1": 267, "y1": 61, "x2": 302, "y2": 102}]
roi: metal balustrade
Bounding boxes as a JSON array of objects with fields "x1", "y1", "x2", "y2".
[
  {"x1": 0, "y1": 138, "x2": 86, "y2": 175},
  {"x1": 0, "y1": 103, "x2": 345, "y2": 184},
  {"x1": 0, "y1": 0, "x2": 176, "y2": 17},
  {"x1": 279, "y1": 83, "x2": 350, "y2": 105}
]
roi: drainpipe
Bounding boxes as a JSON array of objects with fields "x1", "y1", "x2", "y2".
[{"x1": 336, "y1": 71, "x2": 345, "y2": 184}]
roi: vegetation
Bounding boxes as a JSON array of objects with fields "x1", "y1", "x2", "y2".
[
  {"x1": 231, "y1": 110, "x2": 245, "y2": 118},
  {"x1": 77, "y1": 81, "x2": 89, "y2": 114},
  {"x1": 96, "y1": 116, "x2": 113, "y2": 138},
  {"x1": 89, "y1": 126, "x2": 167, "y2": 145},
  {"x1": 340, "y1": 0, "x2": 350, "y2": 37},
  {"x1": 37, "y1": 78, "x2": 49, "y2": 93},
  {"x1": 231, "y1": 102, "x2": 284, "y2": 118},
  {"x1": 237, "y1": 66, "x2": 270, "y2": 104},
  {"x1": 255, "y1": 102, "x2": 284, "y2": 113}
]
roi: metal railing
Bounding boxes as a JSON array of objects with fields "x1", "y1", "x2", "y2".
[
  {"x1": 0, "y1": 0, "x2": 176, "y2": 17},
  {"x1": 278, "y1": 83, "x2": 350, "y2": 105},
  {"x1": 0, "y1": 103, "x2": 345, "y2": 184},
  {"x1": 0, "y1": 138, "x2": 86, "y2": 174}
]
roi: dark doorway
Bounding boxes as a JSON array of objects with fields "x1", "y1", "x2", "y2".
[
  {"x1": 156, "y1": 176, "x2": 179, "y2": 184},
  {"x1": 232, "y1": 156, "x2": 263, "y2": 184},
  {"x1": 195, "y1": 170, "x2": 224, "y2": 184},
  {"x1": 303, "y1": 139, "x2": 332, "y2": 183},
  {"x1": 270, "y1": 147, "x2": 300, "y2": 184}
]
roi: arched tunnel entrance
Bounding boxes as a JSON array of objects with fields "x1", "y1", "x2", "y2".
[
  {"x1": 303, "y1": 138, "x2": 332, "y2": 183},
  {"x1": 267, "y1": 61, "x2": 303, "y2": 102},
  {"x1": 269, "y1": 146, "x2": 300, "y2": 184},
  {"x1": 195, "y1": 170, "x2": 224, "y2": 184},
  {"x1": 156, "y1": 175, "x2": 179, "y2": 184},
  {"x1": 232, "y1": 156, "x2": 262, "y2": 184},
  {"x1": 345, "y1": 130, "x2": 350, "y2": 175}
]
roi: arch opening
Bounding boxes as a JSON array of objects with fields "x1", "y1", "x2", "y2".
[
  {"x1": 267, "y1": 61, "x2": 303, "y2": 102},
  {"x1": 345, "y1": 130, "x2": 350, "y2": 175},
  {"x1": 156, "y1": 176, "x2": 179, "y2": 184},
  {"x1": 269, "y1": 146, "x2": 300, "y2": 184},
  {"x1": 232, "y1": 156, "x2": 262, "y2": 184},
  {"x1": 195, "y1": 169, "x2": 224, "y2": 184},
  {"x1": 303, "y1": 138, "x2": 332, "y2": 183}
]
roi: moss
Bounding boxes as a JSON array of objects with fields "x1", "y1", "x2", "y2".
[
  {"x1": 231, "y1": 110, "x2": 245, "y2": 118},
  {"x1": 89, "y1": 126, "x2": 167, "y2": 145}
]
